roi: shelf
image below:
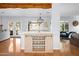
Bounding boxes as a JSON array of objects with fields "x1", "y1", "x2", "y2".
[
  {"x1": 24, "y1": 32, "x2": 52, "y2": 52},
  {"x1": 32, "y1": 36, "x2": 45, "y2": 51}
]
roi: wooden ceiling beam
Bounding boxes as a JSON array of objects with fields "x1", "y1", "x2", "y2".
[{"x1": 0, "y1": 3, "x2": 52, "y2": 9}]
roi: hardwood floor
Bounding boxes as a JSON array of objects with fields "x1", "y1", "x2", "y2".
[{"x1": 0, "y1": 38, "x2": 79, "y2": 56}]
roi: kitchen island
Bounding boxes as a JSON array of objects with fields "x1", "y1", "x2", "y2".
[{"x1": 21, "y1": 32, "x2": 53, "y2": 53}]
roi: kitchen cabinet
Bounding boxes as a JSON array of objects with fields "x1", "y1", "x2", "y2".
[{"x1": 24, "y1": 32, "x2": 53, "y2": 53}]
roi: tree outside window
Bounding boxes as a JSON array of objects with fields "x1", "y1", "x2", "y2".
[{"x1": 60, "y1": 21, "x2": 69, "y2": 32}]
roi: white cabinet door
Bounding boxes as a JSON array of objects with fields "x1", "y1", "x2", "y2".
[
  {"x1": 24, "y1": 36, "x2": 32, "y2": 52},
  {"x1": 45, "y1": 37, "x2": 53, "y2": 52}
]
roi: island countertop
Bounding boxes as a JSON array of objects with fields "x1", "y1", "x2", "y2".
[{"x1": 24, "y1": 32, "x2": 52, "y2": 37}]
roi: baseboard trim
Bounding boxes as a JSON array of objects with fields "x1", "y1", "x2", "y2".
[{"x1": 0, "y1": 38, "x2": 10, "y2": 42}]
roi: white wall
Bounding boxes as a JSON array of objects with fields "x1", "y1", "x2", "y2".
[
  {"x1": 2, "y1": 16, "x2": 9, "y2": 30},
  {"x1": 51, "y1": 4, "x2": 61, "y2": 49},
  {"x1": 69, "y1": 16, "x2": 79, "y2": 33},
  {"x1": 60, "y1": 16, "x2": 79, "y2": 33}
]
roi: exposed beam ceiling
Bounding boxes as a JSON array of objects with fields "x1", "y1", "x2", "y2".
[{"x1": 0, "y1": 3, "x2": 52, "y2": 9}]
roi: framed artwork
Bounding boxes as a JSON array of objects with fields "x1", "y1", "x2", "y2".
[{"x1": 72, "y1": 21, "x2": 79, "y2": 26}]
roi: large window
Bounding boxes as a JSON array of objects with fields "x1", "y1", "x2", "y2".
[
  {"x1": 28, "y1": 21, "x2": 50, "y2": 32},
  {"x1": 60, "y1": 21, "x2": 69, "y2": 32},
  {"x1": 9, "y1": 21, "x2": 13, "y2": 31},
  {"x1": 15, "y1": 22, "x2": 21, "y2": 35},
  {"x1": 9, "y1": 21, "x2": 13, "y2": 35},
  {"x1": 28, "y1": 22, "x2": 41, "y2": 32},
  {"x1": 9, "y1": 21, "x2": 21, "y2": 35}
]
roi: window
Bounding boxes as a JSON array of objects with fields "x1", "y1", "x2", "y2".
[
  {"x1": 9, "y1": 21, "x2": 13, "y2": 31},
  {"x1": 16, "y1": 22, "x2": 20, "y2": 31},
  {"x1": 9, "y1": 21, "x2": 13, "y2": 35},
  {"x1": 28, "y1": 22, "x2": 39, "y2": 31},
  {"x1": 28, "y1": 22, "x2": 40, "y2": 31},
  {"x1": 60, "y1": 21, "x2": 69, "y2": 32},
  {"x1": 16, "y1": 22, "x2": 21, "y2": 35},
  {"x1": 28, "y1": 21, "x2": 50, "y2": 32},
  {"x1": 9, "y1": 21, "x2": 21, "y2": 35}
]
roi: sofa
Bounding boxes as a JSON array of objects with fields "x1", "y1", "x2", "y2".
[
  {"x1": 60, "y1": 31, "x2": 76, "y2": 40},
  {"x1": 70, "y1": 33, "x2": 79, "y2": 47}
]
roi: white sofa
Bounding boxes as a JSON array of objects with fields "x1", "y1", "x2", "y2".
[{"x1": 0, "y1": 30, "x2": 10, "y2": 41}]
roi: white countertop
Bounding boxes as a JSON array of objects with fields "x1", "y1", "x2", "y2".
[{"x1": 24, "y1": 32, "x2": 52, "y2": 37}]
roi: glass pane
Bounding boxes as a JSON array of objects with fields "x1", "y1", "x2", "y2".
[
  {"x1": 16, "y1": 22, "x2": 20, "y2": 35},
  {"x1": 9, "y1": 21, "x2": 13, "y2": 31},
  {"x1": 29, "y1": 22, "x2": 39, "y2": 31},
  {"x1": 60, "y1": 21, "x2": 69, "y2": 32},
  {"x1": 16, "y1": 22, "x2": 20, "y2": 31},
  {"x1": 65, "y1": 23, "x2": 69, "y2": 32}
]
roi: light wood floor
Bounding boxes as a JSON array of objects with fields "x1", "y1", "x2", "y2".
[{"x1": 0, "y1": 38, "x2": 79, "y2": 56}]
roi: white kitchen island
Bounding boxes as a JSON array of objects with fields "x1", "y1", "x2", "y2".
[{"x1": 21, "y1": 32, "x2": 53, "y2": 53}]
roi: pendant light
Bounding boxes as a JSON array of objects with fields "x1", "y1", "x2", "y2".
[{"x1": 37, "y1": 13, "x2": 44, "y2": 23}]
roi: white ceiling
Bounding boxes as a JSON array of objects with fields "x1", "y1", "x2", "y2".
[
  {"x1": 0, "y1": 9, "x2": 51, "y2": 17},
  {"x1": 60, "y1": 3, "x2": 79, "y2": 17}
]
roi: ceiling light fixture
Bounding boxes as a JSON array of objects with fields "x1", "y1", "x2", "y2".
[{"x1": 37, "y1": 13, "x2": 44, "y2": 23}]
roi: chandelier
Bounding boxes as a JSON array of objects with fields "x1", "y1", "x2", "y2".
[{"x1": 37, "y1": 13, "x2": 44, "y2": 23}]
